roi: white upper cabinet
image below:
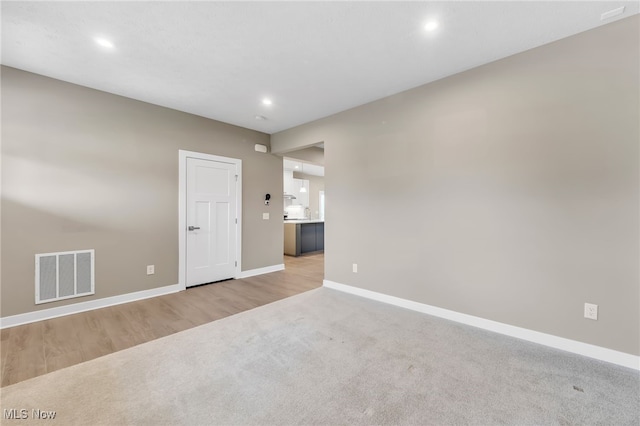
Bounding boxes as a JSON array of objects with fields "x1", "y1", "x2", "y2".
[
  {"x1": 283, "y1": 171, "x2": 308, "y2": 207},
  {"x1": 283, "y1": 170, "x2": 294, "y2": 196},
  {"x1": 292, "y1": 178, "x2": 309, "y2": 207}
]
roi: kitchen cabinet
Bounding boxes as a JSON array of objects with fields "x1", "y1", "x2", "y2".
[
  {"x1": 292, "y1": 178, "x2": 309, "y2": 207},
  {"x1": 283, "y1": 170, "x2": 294, "y2": 196},
  {"x1": 283, "y1": 171, "x2": 309, "y2": 207},
  {"x1": 300, "y1": 224, "x2": 316, "y2": 253},
  {"x1": 284, "y1": 221, "x2": 324, "y2": 256},
  {"x1": 315, "y1": 223, "x2": 324, "y2": 250}
]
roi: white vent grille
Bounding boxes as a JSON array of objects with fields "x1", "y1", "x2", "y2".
[{"x1": 35, "y1": 250, "x2": 95, "y2": 304}]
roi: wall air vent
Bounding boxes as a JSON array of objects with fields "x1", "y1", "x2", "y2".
[{"x1": 35, "y1": 250, "x2": 95, "y2": 304}]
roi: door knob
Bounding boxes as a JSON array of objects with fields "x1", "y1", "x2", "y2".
[{"x1": 188, "y1": 226, "x2": 201, "y2": 231}]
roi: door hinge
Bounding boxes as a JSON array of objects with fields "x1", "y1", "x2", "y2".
[
  {"x1": 235, "y1": 218, "x2": 238, "y2": 224},
  {"x1": 235, "y1": 175, "x2": 238, "y2": 181},
  {"x1": 235, "y1": 261, "x2": 238, "y2": 267}
]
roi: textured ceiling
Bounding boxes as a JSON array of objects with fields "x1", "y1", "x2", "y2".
[{"x1": 2, "y1": 1, "x2": 637, "y2": 134}]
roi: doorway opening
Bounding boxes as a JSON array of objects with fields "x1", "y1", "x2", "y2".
[{"x1": 282, "y1": 149, "x2": 325, "y2": 271}]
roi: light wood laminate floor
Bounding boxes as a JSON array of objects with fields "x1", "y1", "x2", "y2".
[{"x1": 1, "y1": 254, "x2": 323, "y2": 387}]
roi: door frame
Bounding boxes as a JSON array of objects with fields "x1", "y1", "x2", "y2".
[{"x1": 178, "y1": 150, "x2": 242, "y2": 291}]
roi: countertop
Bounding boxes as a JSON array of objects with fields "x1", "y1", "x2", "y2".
[{"x1": 283, "y1": 219, "x2": 325, "y2": 224}]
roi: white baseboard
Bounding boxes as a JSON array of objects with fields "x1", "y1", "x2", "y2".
[
  {"x1": 0, "y1": 284, "x2": 181, "y2": 329},
  {"x1": 323, "y1": 280, "x2": 640, "y2": 371},
  {"x1": 237, "y1": 263, "x2": 284, "y2": 279}
]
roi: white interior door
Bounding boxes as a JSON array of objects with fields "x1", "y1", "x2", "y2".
[{"x1": 186, "y1": 157, "x2": 237, "y2": 287}]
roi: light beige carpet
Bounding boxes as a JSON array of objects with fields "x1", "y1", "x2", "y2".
[{"x1": 1, "y1": 288, "x2": 638, "y2": 425}]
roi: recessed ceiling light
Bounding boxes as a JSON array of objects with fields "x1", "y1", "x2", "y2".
[
  {"x1": 424, "y1": 20, "x2": 439, "y2": 32},
  {"x1": 262, "y1": 98, "x2": 273, "y2": 106},
  {"x1": 94, "y1": 37, "x2": 114, "y2": 49},
  {"x1": 255, "y1": 115, "x2": 267, "y2": 120}
]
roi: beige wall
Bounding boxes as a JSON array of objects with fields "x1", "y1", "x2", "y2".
[
  {"x1": 273, "y1": 17, "x2": 640, "y2": 355},
  {"x1": 1, "y1": 66, "x2": 284, "y2": 317},
  {"x1": 284, "y1": 147, "x2": 325, "y2": 165}
]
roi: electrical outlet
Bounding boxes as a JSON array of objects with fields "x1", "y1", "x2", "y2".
[
  {"x1": 263, "y1": 213, "x2": 269, "y2": 220},
  {"x1": 352, "y1": 263, "x2": 358, "y2": 273},
  {"x1": 147, "y1": 265, "x2": 155, "y2": 275},
  {"x1": 584, "y1": 303, "x2": 598, "y2": 320}
]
